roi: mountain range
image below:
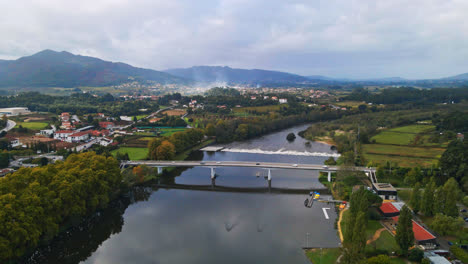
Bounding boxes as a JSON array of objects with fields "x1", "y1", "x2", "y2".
[
  {"x1": 0, "y1": 50, "x2": 186, "y2": 87},
  {"x1": 1, "y1": 50, "x2": 468, "y2": 88},
  {"x1": 164, "y1": 66, "x2": 310, "y2": 84}
]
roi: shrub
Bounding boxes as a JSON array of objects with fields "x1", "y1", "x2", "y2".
[{"x1": 450, "y1": 245, "x2": 468, "y2": 263}]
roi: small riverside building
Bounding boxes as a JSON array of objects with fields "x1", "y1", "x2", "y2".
[
  {"x1": 372, "y1": 182, "x2": 397, "y2": 200},
  {"x1": 392, "y1": 216, "x2": 437, "y2": 245}
]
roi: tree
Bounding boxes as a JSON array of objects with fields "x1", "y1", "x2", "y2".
[
  {"x1": 442, "y1": 178, "x2": 459, "y2": 217},
  {"x1": 205, "y1": 123, "x2": 215, "y2": 137},
  {"x1": 156, "y1": 141, "x2": 175, "y2": 160},
  {"x1": 324, "y1": 157, "x2": 337, "y2": 165},
  {"x1": 421, "y1": 179, "x2": 435, "y2": 216},
  {"x1": 133, "y1": 166, "x2": 145, "y2": 183},
  {"x1": 286, "y1": 133, "x2": 296, "y2": 141},
  {"x1": 430, "y1": 214, "x2": 464, "y2": 236},
  {"x1": 395, "y1": 205, "x2": 414, "y2": 255},
  {"x1": 409, "y1": 183, "x2": 421, "y2": 214},
  {"x1": 148, "y1": 138, "x2": 163, "y2": 160}
]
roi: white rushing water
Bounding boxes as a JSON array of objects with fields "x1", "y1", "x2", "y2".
[{"x1": 221, "y1": 147, "x2": 341, "y2": 157}]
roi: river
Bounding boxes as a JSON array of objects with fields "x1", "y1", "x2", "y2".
[{"x1": 24, "y1": 124, "x2": 341, "y2": 264}]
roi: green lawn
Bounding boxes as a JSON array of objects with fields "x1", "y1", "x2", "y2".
[
  {"x1": 305, "y1": 248, "x2": 341, "y2": 264},
  {"x1": 388, "y1": 125, "x2": 435, "y2": 134},
  {"x1": 111, "y1": 147, "x2": 148, "y2": 160},
  {"x1": 367, "y1": 230, "x2": 399, "y2": 252},
  {"x1": 138, "y1": 137, "x2": 156, "y2": 141},
  {"x1": 366, "y1": 220, "x2": 383, "y2": 240},
  {"x1": 371, "y1": 131, "x2": 416, "y2": 145},
  {"x1": 160, "y1": 128, "x2": 187, "y2": 137},
  {"x1": 133, "y1": 115, "x2": 147, "y2": 120},
  {"x1": 16, "y1": 122, "x2": 49, "y2": 130}
]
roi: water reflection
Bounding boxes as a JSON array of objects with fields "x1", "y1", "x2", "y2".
[{"x1": 23, "y1": 124, "x2": 341, "y2": 264}]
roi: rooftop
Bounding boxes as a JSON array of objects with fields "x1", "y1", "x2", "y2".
[
  {"x1": 380, "y1": 202, "x2": 399, "y2": 214},
  {"x1": 373, "y1": 182, "x2": 397, "y2": 192},
  {"x1": 392, "y1": 216, "x2": 436, "y2": 242}
]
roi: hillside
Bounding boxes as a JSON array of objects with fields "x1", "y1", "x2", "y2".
[
  {"x1": 164, "y1": 66, "x2": 311, "y2": 85},
  {"x1": 0, "y1": 50, "x2": 187, "y2": 87}
]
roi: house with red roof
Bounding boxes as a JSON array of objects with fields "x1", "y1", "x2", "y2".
[
  {"x1": 392, "y1": 216, "x2": 437, "y2": 245},
  {"x1": 99, "y1": 121, "x2": 115, "y2": 129},
  {"x1": 379, "y1": 202, "x2": 400, "y2": 217}
]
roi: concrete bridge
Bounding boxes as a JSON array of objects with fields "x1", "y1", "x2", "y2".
[{"x1": 121, "y1": 160, "x2": 376, "y2": 182}]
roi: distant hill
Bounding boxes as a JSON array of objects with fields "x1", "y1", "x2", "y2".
[
  {"x1": 443, "y1": 72, "x2": 468, "y2": 80},
  {"x1": 0, "y1": 50, "x2": 187, "y2": 87},
  {"x1": 164, "y1": 66, "x2": 310, "y2": 85}
]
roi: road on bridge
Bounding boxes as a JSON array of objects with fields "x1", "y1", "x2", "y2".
[{"x1": 122, "y1": 160, "x2": 373, "y2": 172}]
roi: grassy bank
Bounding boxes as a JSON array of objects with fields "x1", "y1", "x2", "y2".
[
  {"x1": 305, "y1": 248, "x2": 341, "y2": 264},
  {"x1": 111, "y1": 147, "x2": 148, "y2": 160}
]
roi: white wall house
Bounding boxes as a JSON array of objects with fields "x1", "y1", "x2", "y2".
[
  {"x1": 66, "y1": 131, "x2": 90, "y2": 143},
  {"x1": 279, "y1": 98, "x2": 288, "y2": 104},
  {"x1": 54, "y1": 130, "x2": 74, "y2": 140}
]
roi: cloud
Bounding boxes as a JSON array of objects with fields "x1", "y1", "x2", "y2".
[{"x1": 1, "y1": 0, "x2": 468, "y2": 78}]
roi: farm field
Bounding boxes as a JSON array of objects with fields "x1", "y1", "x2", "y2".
[
  {"x1": 162, "y1": 109, "x2": 186, "y2": 116},
  {"x1": 387, "y1": 124, "x2": 435, "y2": 134},
  {"x1": 365, "y1": 123, "x2": 445, "y2": 167},
  {"x1": 111, "y1": 147, "x2": 148, "y2": 160},
  {"x1": 16, "y1": 121, "x2": 49, "y2": 130},
  {"x1": 371, "y1": 131, "x2": 416, "y2": 145},
  {"x1": 363, "y1": 144, "x2": 444, "y2": 159}
]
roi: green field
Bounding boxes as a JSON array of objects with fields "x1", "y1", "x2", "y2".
[
  {"x1": 364, "y1": 153, "x2": 438, "y2": 167},
  {"x1": 365, "y1": 124, "x2": 445, "y2": 167},
  {"x1": 371, "y1": 131, "x2": 416, "y2": 145},
  {"x1": 160, "y1": 128, "x2": 187, "y2": 137},
  {"x1": 134, "y1": 115, "x2": 147, "y2": 120},
  {"x1": 305, "y1": 248, "x2": 341, "y2": 264},
  {"x1": 368, "y1": 230, "x2": 399, "y2": 252},
  {"x1": 363, "y1": 144, "x2": 444, "y2": 159},
  {"x1": 387, "y1": 124, "x2": 435, "y2": 134},
  {"x1": 16, "y1": 122, "x2": 49, "y2": 130},
  {"x1": 111, "y1": 147, "x2": 148, "y2": 160}
]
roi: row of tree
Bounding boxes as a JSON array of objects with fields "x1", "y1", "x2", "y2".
[
  {"x1": 147, "y1": 128, "x2": 205, "y2": 160},
  {"x1": 0, "y1": 152, "x2": 122, "y2": 261}
]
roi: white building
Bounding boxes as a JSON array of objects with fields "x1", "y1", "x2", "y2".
[
  {"x1": 120, "y1": 116, "x2": 132, "y2": 121},
  {"x1": 54, "y1": 130, "x2": 74, "y2": 140},
  {"x1": 66, "y1": 131, "x2": 90, "y2": 143},
  {"x1": 0, "y1": 107, "x2": 30, "y2": 116},
  {"x1": 279, "y1": 98, "x2": 288, "y2": 104}
]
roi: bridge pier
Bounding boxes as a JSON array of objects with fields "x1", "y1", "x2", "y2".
[
  {"x1": 210, "y1": 167, "x2": 216, "y2": 179},
  {"x1": 157, "y1": 167, "x2": 164, "y2": 174},
  {"x1": 327, "y1": 171, "x2": 332, "y2": 182},
  {"x1": 267, "y1": 169, "x2": 272, "y2": 181}
]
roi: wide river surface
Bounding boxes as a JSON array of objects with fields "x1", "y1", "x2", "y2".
[{"x1": 25, "y1": 124, "x2": 341, "y2": 264}]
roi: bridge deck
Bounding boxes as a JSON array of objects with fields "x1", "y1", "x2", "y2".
[{"x1": 122, "y1": 160, "x2": 374, "y2": 172}]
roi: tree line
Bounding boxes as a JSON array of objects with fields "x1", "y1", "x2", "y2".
[
  {"x1": 0, "y1": 152, "x2": 122, "y2": 261},
  {"x1": 147, "y1": 128, "x2": 205, "y2": 160}
]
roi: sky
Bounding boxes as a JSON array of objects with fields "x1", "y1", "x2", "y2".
[{"x1": 1, "y1": 0, "x2": 468, "y2": 79}]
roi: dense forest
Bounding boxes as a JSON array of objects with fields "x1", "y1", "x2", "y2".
[
  {"x1": 346, "y1": 87, "x2": 468, "y2": 104},
  {"x1": 0, "y1": 152, "x2": 122, "y2": 261}
]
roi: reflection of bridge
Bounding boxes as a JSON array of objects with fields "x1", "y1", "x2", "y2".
[
  {"x1": 121, "y1": 160, "x2": 376, "y2": 182},
  {"x1": 155, "y1": 182, "x2": 330, "y2": 195}
]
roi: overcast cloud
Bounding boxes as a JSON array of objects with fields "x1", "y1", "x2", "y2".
[{"x1": 1, "y1": 0, "x2": 468, "y2": 79}]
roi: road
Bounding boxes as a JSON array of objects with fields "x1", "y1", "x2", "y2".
[
  {"x1": 1, "y1": 120, "x2": 16, "y2": 132},
  {"x1": 122, "y1": 160, "x2": 374, "y2": 172}
]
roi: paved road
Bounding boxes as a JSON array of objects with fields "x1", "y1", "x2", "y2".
[
  {"x1": 1, "y1": 120, "x2": 16, "y2": 132},
  {"x1": 122, "y1": 160, "x2": 374, "y2": 172}
]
